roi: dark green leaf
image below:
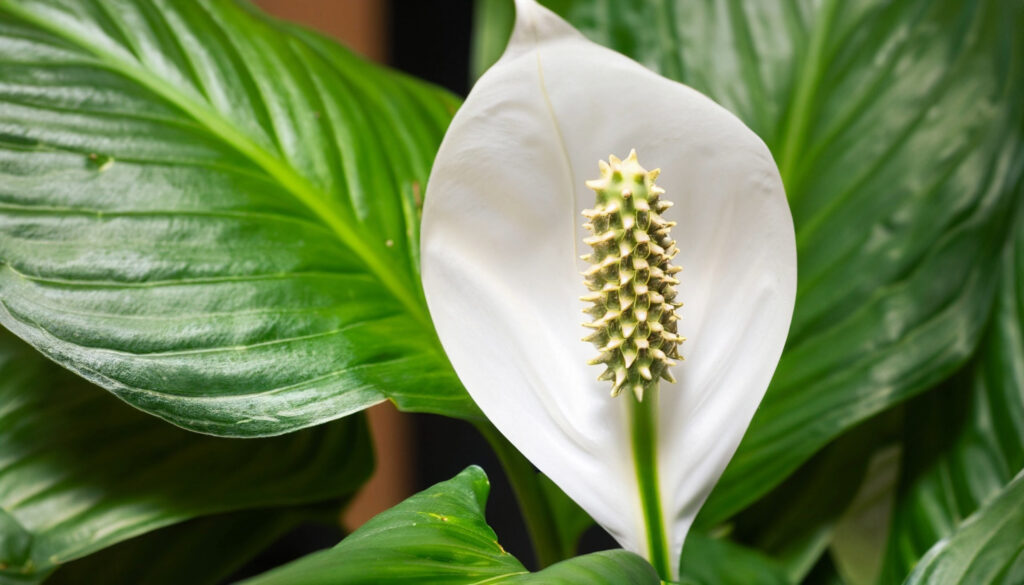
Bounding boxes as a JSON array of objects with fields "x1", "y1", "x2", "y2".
[
  {"x1": 239, "y1": 467, "x2": 659, "y2": 585},
  {"x1": 538, "y1": 473, "x2": 594, "y2": 559},
  {"x1": 880, "y1": 220, "x2": 1024, "y2": 583},
  {"x1": 501, "y1": 550, "x2": 657, "y2": 585},
  {"x1": 677, "y1": 532, "x2": 790, "y2": 585},
  {"x1": 477, "y1": 0, "x2": 1024, "y2": 523},
  {"x1": 731, "y1": 417, "x2": 896, "y2": 582},
  {"x1": 0, "y1": 333, "x2": 371, "y2": 582},
  {"x1": 0, "y1": 0, "x2": 475, "y2": 437},
  {"x1": 47, "y1": 507, "x2": 313, "y2": 585},
  {"x1": 902, "y1": 469, "x2": 1024, "y2": 585}
]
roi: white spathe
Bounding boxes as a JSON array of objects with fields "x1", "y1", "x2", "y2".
[{"x1": 421, "y1": 0, "x2": 796, "y2": 578}]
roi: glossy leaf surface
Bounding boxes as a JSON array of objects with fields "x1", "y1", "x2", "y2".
[
  {"x1": 881, "y1": 221, "x2": 1024, "y2": 584},
  {"x1": 903, "y1": 469, "x2": 1024, "y2": 585},
  {"x1": 0, "y1": 333, "x2": 371, "y2": 583},
  {"x1": 473, "y1": 0, "x2": 1024, "y2": 524},
  {"x1": 0, "y1": 0, "x2": 474, "y2": 437},
  {"x1": 240, "y1": 467, "x2": 660, "y2": 585}
]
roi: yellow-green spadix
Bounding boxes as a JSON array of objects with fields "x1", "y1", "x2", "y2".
[
  {"x1": 421, "y1": 0, "x2": 797, "y2": 579},
  {"x1": 581, "y1": 150, "x2": 684, "y2": 402}
]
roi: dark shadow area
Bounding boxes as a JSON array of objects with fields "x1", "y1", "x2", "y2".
[
  {"x1": 223, "y1": 522, "x2": 344, "y2": 583},
  {"x1": 390, "y1": 0, "x2": 475, "y2": 97}
]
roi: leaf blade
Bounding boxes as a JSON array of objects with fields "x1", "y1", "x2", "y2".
[
  {"x1": 239, "y1": 467, "x2": 660, "y2": 585},
  {"x1": 902, "y1": 469, "x2": 1024, "y2": 585},
  {"x1": 880, "y1": 215, "x2": 1024, "y2": 583},
  {"x1": 0, "y1": 0, "x2": 477, "y2": 435},
  {"x1": 0, "y1": 332, "x2": 372, "y2": 582}
]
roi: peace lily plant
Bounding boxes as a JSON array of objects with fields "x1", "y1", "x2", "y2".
[
  {"x1": 1, "y1": 0, "x2": 1021, "y2": 581},
  {"x1": 422, "y1": 0, "x2": 797, "y2": 581}
]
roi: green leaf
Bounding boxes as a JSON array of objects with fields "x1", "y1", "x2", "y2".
[
  {"x1": 828, "y1": 446, "x2": 900, "y2": 585},
  {"x1": 239, "y1": 467, "x2": 660, "y2": 585},
  {"x1": 538, "y1": 473, "x2": 594, "y2": 560},
  {"x1": 902, "y1": 469, "x2": 1024, "y2": 585},
  {"x1": 0, "y1": 332, "x2": 372, "y2": 582},
  {"x1": 677, "y1": 532, "x2": 790, "y2": 585},
  {"x1": 500, "y1": 551, "x2": 658, "y2": 585},
  {"x1": 470, "y1": 0, "x2": 514, "y2": 82},
  {"x1": 478, "y1": 0, "x2": 1024, "y2": 522},
  {"x1": 0, "y1": 0, "x2": 475, "y2": 437},
  {"x1": 880, "y1": 220, "x2": 1024, "y2": 583},
  {"x1": 47, "y1": 507, "x2": 313, "y2": 585},
  {"x1": 730, "y1": 417, "x2": 896, "y2": 582}
]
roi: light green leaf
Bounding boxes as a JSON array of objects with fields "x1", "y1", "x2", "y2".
[
  {"x1": 902, "y1": 469, "x2": 1024, "y2": 585},
  {"x1": 828, "y1": 445, "x2": 900, "y2": 585},
  {"x1": 474, "y1": 0, "x2": 1024, "y2": 522},
  {"x1": 0, "y1": 333, "x2": 371, "y2": 583},
  {"x1": 470, "y1": 0, "x2": 514, "y2": 82},
  {"x1": 0, "y1": 0, "x2": 475, "y2": 437},
  {"x1": 47, "y1": 507, "x2": 315, "y2": 585},
  {"x1": 880, "y1": 219, "x2": 1024, "y2": 583},
  {"x1": 239, "y1": 467, "x2": 660, "y2": 585}
]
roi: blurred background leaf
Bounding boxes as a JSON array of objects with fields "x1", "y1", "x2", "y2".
[
  {"x1": 828, "y1": 445, "x2": 900, "y2": 584},
  {"x1": 678, "y1": 533, "x2": 790, "y2": 585},
  {"x1": 725, "y1": 415, "x2": 899, "y2": 583},
  {"x1": 537, "y1": 474, "x2": 593, "y2": 560},
  {"x1": 0, "y1": 331, "x2": 371, "y2": 583},
  {"x1": 46, "y1": 507, "x2": 315, "y2": 585},
  {"x1": 0, "y1": 0, "x2": 475, "y2": 438}
]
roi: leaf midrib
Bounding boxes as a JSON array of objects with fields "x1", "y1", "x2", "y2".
[{"x1": 1, "y1": 1, "x2": 432, "y2": 330}]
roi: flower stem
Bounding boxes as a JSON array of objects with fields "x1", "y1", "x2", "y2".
[
  {"x1": 632, "y1": 391, "x2": 672, "y2": 580},
  {"x1": 475, "y1": 421, "x2": 564, "y2": 568}
]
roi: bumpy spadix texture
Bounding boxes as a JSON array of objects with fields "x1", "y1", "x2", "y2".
[
  {"x1": 582, "y1": 151, "x2": 683, "y2": 401},
  {"x1": 421, "y1": 0, "x2": 797, "y2": 578}
]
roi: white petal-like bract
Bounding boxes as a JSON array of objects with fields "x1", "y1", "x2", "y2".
[{"x1": 422, "y1": 0, "x2": 796, "y2": 577}]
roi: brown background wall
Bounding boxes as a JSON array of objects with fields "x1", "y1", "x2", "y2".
[{"x1": 254, "y1": 0, "x2": 388, "y2": 62}]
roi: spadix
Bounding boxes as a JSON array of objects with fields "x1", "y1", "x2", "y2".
[
  {"x1": 580, "y1": 150, "x2": 683, "y2": 402},
  {"x1": 421, "y1": 0, "x2": 796, "y2": 579}
]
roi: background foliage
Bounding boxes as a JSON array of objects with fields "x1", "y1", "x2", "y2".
[{"x1": 0, "y1": 0, "x2": 1021, "y2": 583}]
